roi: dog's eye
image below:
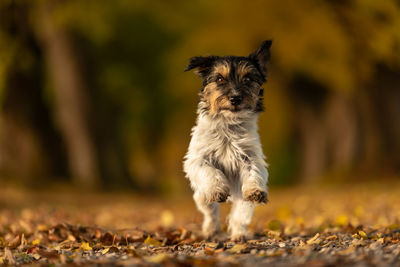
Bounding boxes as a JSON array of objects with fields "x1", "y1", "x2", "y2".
[
  {"x1": 243, "y1": 76, "x2": 251, "y2": 84},
  {"x1": 216, "y1": 75, "x2": 226, "y2": 85}
]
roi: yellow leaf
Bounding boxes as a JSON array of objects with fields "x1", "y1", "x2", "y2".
[
  {"x1": 161, "y1": 210, "x2": 174, "y2": 228},
  {"x1": 358, "y1": 230, "x2": 368, "y2": 239},
  {"x1": 144, "y1": 235, "x2": 162, "y2": 247},
  {"x1": 101, "y1": 247, "x2": 110, "y2": 255},
  {"x1": 205, "y1": 242, "x2": 219, "y2": 248},
  {"x1": 227, "y1": 244, "x2": 246, "y2": 253},
  {"x1": 79, "y1": 242, "x2": 92, "y2": 251},
  {"x1": 32, "y1": 239, "x2": 40, "y2": 245},
  {"x1": 335, "y1": 215, "x2": 348, "y2": 226}
]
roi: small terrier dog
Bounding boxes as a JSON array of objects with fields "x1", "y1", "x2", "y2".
[{"x1": 183, "y1": 40, "x2": 272, "y2": 240}]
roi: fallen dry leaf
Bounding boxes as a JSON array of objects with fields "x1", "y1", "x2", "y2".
[
  {"x1": 4, "y1": 247, "x2": 15, "y2": 264},
  {"x1": 79, "y1": 242, "x2": 92, "y2": 251},
  {"x1": 227, "y1": 244, "x2": 247, "y2": 253},
  {"x1": 144, "y1": 235, "x2": 162, "y2": 247},
  {"x1": 1, "y1": 184, "x2": 399, "y2": 266},
  {"x1": 307, "y1": 233, "x2": 321, "y2": 245}
]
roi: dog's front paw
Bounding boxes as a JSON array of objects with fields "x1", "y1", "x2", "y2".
[
  {"x1": 231, "y1": 234, "x2": 247, "y2": 243},
  {"x1": 244, "y1": 189, "x2": 268, "y2": 203},
  {"x1": 211, "y1": 190, "x2": 230, "y2": 203}
]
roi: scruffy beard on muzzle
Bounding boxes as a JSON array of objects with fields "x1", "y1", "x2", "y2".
[{"x1": 198, "y1": 100, "x2": 256, "y2": 122}]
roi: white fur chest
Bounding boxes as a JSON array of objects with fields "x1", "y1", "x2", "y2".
[{"x1": 186, "y1": 111, "x2": 261, "y2": 179}]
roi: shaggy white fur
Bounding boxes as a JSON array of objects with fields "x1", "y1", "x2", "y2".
[{"x1": 183, "y1": 101, "x2": 268, "y2": 240}]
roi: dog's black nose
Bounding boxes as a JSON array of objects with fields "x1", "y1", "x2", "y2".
[{"x1": 230, "y1": 95, "x2": 242, "y2": 106}]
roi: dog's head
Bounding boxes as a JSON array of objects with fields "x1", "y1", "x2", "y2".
[{"x1": 185, "y1": 40, "x2": 272, "y2": 115}]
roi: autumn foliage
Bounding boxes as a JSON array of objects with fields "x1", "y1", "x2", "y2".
[{"x1": 1, "y1": 183, "x2": 399, "y2": 265}]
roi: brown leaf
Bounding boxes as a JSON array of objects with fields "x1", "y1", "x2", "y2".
[
  {"x1": 326, "y1": 235, "x2": 338, "y2": 241},
  {"x1": 7, "y1": 235, "x2": 20, "y2": 249},
  {"x1": 101, "y1": 232, "x2": 115, "y2": 246},
  {"x1": 179, "y1": 228, "x2": 191, "y2": 240},
  {"x1": 18, "y1": 233, "x2": 27, "y2": 250},
  {"x1": 38, "y1": 249, "x2": 60, "y2": 260},
  {"x1": 26, "y1": 246, "x2": 40, "y2": 254},
  {"x1": 204, "y1": 246, "x2": 215, "y2": 255},
  {"x1": 95, "y1": 229, "x2": 102, "y2": 239},
  {"x1": 109, "y1": 246, "x2": 120, "y2": 253}
]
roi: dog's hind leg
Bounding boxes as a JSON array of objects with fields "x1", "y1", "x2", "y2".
[
  {"x1": 228, "y1": 198, "x2": 255, "y2": 241},
  {"x1": 193, "y1": 191, "x2": 220, "y2": 238}
]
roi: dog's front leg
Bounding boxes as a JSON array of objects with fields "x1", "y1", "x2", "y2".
[
  {"x1": 241, "y1": 157, "x2": 269, "y2": 204},
  {"x1": 228, "y1": 198, "x2": 255, "y2": 240},
  {"x1": 184, "y1": 158, "x2": 230, "y2": 238},
  {"x1": 185, "y1": 158, "x2": 230, "y2": 203},
  {"x1": 228, "y1": 158, "x2": 268, "y2": 240},
  {"x1": 193, "y1": 191, "x2": 220, "y2": 238}
]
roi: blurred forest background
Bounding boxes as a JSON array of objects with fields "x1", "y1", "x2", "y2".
[{"x1": 0, "y1": 0, "x2": 399, "y2": 193}]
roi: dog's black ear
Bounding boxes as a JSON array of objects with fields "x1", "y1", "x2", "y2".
[
  {"x1": 249, "y1": 40, "x2": 272, "y2": 77},
  {"x1": 185, "y1": 56, "x2": 219, "y2": 78}
]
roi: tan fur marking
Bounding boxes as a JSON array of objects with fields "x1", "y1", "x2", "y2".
[
  {"x1": 203, "y1": 83, "x2": 231, "y2": 115},
  {"x1": 214, "y1": 62, "x2": 230, "y2": 78},
  {"x1": 237, "y1": 62, "x2": 255, "y2": 78}
]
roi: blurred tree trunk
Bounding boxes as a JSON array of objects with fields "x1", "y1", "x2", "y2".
[
  {"x1": 0, "y1": 66, "x2": 58, "y2": 182},
  {"x1": 33, "y1": 1, "x2": 100, "y2": 188},
  {"x1": 290, "y1": 68, "x2": 398, "y2": 182},
  {"x1": 290, "y1": 76, "x2": 358, "y2": 182},
  {"x1": 367, "y1": 65, "x2": 400, "y2": 173},
  {"x1": 325, "y1": 95, "x2": 358, "y2": 173},
  {"x1": 296, "y1": 105, "x2": 327, "y2": 181},
  {"x1": 0, "y1": 1, "x2": 67, "y2": 183}
]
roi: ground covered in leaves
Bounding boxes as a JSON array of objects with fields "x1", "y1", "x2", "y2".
[{"x1": 1, "y1": 182, "x2": 400, "y2": 266}]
